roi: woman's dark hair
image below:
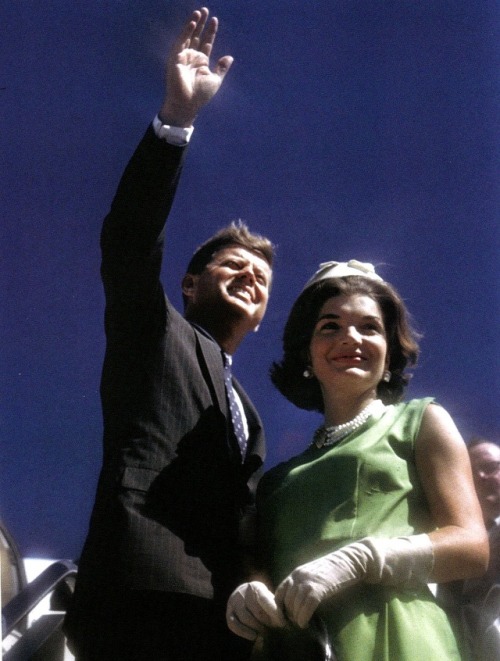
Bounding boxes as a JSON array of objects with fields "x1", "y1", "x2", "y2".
[{"x1": 270, "y1": 276, "x2": 420, "y2": 411}]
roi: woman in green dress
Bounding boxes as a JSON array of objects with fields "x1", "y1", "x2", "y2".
[{"x1": 226, "y1": 260, "x2": 489, "y2": 660}]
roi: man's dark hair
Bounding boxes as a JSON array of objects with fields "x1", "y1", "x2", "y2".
[
  {"x1": 186, "y1": 220, "x2": 274, "y2": 275},
  {"x1": 271, "y1": 276, "x2": 420, "y2": 412}
]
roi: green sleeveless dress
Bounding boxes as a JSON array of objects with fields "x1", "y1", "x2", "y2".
[{"x1": 257, "y1": 398, "x2": 465, "y2": 660}]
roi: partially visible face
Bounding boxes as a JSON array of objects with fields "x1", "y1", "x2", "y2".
[
  {"x1": 468, "y1": 442, "x2": 500, "y2": 525},
  {"x1": 184, "y1": 245, "x2": 272, "y2": 330},
  {"x1": 309, "y1": 294, "x2": 388, "y2": 399}
]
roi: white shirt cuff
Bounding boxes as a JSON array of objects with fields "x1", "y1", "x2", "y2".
[{"x1": 152, "y1": 115, "x2": 194, "y2": 146}]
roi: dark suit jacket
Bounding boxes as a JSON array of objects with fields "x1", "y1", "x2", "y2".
[{"x1": 65, "y1": 126, "x2": 266, "y2": 641}]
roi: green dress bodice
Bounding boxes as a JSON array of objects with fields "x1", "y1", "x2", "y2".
[{"x1": 257, "y1": 398, "x2": 465, "y2": 660}]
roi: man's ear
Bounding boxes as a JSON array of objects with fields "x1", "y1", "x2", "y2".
[{"x1": 181, "y1": 273, "x2": 198, "y2": 303}]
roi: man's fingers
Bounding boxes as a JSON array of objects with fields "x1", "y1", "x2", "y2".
[
  {"x1": 173, "y1": 12, "x2": 201, "y2": 53},
  {"x1": 214, "y1": 55, "x2": 234, "y2": 80},
  {"x1": 199, "y1": 16, "x2": 218, "y2": 57},
  {"x1": 171, "y1": 7, "x2": 209, "y2": 56},
  {"x1": 190, "y1": 7, "x2": 209, "y2": 44}
]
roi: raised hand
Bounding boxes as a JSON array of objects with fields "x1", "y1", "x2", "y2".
[{"x1": 159, "y1": 7, "x2": 233, "y2": 127}]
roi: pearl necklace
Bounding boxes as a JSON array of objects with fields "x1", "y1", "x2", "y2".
[{"x1": 312, "y1": 400, "x2": 386, "y2": 448}]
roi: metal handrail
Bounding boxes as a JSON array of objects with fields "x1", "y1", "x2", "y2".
[{"x1": 2, "y1": 559, "x2": 77, "y2": 638}]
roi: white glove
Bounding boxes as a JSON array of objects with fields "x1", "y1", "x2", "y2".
[
  {"x1": 226, "y1": 581, "x2": 287, "y2": 641},
  {"x1": 275, "y1": 534, "x2": 434, "y2": 628}
]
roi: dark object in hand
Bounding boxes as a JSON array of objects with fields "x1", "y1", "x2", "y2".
[{"x1": 263, "y1": 614, "x2": 337, "y2": 661}]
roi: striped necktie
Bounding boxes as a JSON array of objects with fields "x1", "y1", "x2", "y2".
[{"x1": 222, "y1": 353, "x2": 247, "y2": 460}]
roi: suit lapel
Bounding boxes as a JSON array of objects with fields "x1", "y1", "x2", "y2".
[{"x1": 193, "y1": 328, "x2": 227, "y2": 415}]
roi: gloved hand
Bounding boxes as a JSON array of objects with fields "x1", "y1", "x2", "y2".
[
  {"x1": 275, "y1": 534, "x2": 434, "y2": 628},
  {"x1": 226, "y1": 581, "x2": 287, "y2": 641}
]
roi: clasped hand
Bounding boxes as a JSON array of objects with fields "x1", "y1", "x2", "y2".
[
  {"x1": 227, "y1": 536, "x2": 433, "y2": 637},
  {"x1": 227, "y1": 546, "x2": 365, "y2": 638},
  {"x1": 274, "y1": 549, "x2": 363, "y2": 628},
  {"x1": 226, "y1": 581, "x2": 287, "y2": 641}
]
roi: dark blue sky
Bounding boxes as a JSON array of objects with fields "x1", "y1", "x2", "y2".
[{"x1": 1, "y1": 1, "x2": 498, "y2": 559}]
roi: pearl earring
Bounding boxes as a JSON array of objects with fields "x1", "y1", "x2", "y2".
[
  {"x1": 303, "y1": 367, "x2": 313, "y2": 379},
  {"x1": 383, "y1": 370, "x2": 391, "y2": 382}
]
